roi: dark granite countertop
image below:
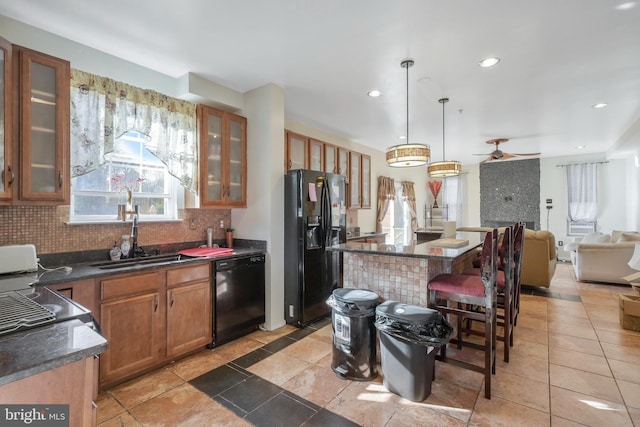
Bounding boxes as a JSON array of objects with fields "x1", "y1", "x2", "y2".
[
  {"x1": 328, "y1": 232, "x2": 483, "y2": 260},
  {"x1": 0, "y1": 239, "x2": 267, "y2": 387},
  {"x1": 346, "y1": 232, "x2": 387, "y2": 241},
  {"x1": 35, "y1": 246, "x2": 265, "y2": 287},
  {"x1": 0, "y1": 319, "x2": 108, "y2": 386}
]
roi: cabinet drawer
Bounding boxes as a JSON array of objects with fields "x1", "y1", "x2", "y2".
[
  {"x1": 100, "y1": 271, "x2": 159, "y2": 300},
  {"x1": 167, "y1": 263, "x2": 210, "y2": 287}
]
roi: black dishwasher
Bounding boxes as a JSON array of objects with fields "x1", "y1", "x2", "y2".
[{"x1": 214, "y1": 254, "x2": 266, "y2": 345}]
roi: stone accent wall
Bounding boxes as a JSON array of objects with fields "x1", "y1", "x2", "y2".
[{"x1": 480, "y1": 159, "x2": 540, "y2": 230}]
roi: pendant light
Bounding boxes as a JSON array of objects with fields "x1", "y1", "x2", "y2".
[
  {"x1": 428, "y1": 97, "x2": 461, "y2": 177},
  {"x1": 386, "y1": 59, "x2": 430, "y2": 167}
]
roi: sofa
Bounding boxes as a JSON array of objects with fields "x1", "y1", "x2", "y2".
[
  {"x1": 565, "y1": 230, "x2": 640, "y2": 284},
  {"x1": 457, "y1": 227, "x2": 557, "y2": 288}
]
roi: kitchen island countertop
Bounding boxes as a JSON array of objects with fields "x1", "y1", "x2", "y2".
[{"x1": 329, "y1": 232, "x2": 483, "y2": 260}]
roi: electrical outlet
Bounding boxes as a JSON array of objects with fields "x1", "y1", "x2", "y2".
[
  {"x1": 189, "y1": 218, "x2": 197, "y2": 230},
  {"x1": 546, "y1": 198, "x2": 553, "y2": 204},
  {"x1": 558, "y1": 240, "x2": 563, "y2": 246}
]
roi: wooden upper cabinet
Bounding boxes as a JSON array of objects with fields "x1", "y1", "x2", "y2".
[
  {"x1": 308, "y1": 139, "x2": 324, "y2": 171},
  {"x1": 337, "y1": 147, "x2": 349, "y2": 183},
  {"x1": 0, "y1": 44, "x2": 69, "y2": 205},
  {"x1": 348, "y1": 151, "x2": 361, "y2": 208},
  {"x1": 198, "y1": 105, "x2": 247, "y2": 208},
  {"x1": 0, "y1": 37, "x2": 12, "y2": 202},
  {"x1": 361, "y1": 154, "x2": 371, "y2": 209},
  {"x1": 324, "y1": 142, "x2": 337, "y2": 174},
  {"x1": 285, "y1": 130, "x2": 307, "y2": 171}
]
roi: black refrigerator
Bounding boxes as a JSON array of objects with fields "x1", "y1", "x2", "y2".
[{"x1": 284, "y1": 169, "x2": 347, "y2": 326}]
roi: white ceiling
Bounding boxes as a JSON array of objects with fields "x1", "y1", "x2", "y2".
[{"x1": 1, "y1": 0, "x2": 640, "y2": 165}]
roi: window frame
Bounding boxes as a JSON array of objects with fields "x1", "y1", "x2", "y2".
[{"x1": 69, "y1": 131, "x2": 179, "y2": 223}]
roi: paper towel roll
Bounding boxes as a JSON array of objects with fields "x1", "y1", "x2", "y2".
[{"x1": 444, "y1": 221, "x2": 457, "y2": 238}]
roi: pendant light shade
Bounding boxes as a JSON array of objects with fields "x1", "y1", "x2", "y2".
[
  {"x1": 386, "y1": 59, "x2": 430, "y2": 167},
  {"x1": 428, "y1": 97, "x2": 461, "y2": 177}
]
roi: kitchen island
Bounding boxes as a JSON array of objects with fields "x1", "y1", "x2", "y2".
[{"x1": 327, "y1": 232, "x2": 483, "y2": 307}]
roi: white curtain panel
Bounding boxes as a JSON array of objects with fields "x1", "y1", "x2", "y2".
[
  {"x1": 566, "y1": 163, "x2": 598, "y2": 222},
  {"x1": 443, "y1": 174, "x2": 467, "y2": 225}
]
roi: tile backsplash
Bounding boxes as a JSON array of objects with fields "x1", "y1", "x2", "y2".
[{"x1": 0, "y1": 206, "x2": 230, "y2": 255}]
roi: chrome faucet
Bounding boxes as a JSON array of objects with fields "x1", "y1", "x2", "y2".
[{"x1": 131, "y1": 205, "x2": 140, "y2": 257}]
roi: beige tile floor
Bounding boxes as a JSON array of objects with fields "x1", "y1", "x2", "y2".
[{"x1": 97, "y1": 263, "x2": 640, "y2": 426}]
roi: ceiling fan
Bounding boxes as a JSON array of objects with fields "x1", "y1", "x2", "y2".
[{"x1": 474, "y1": 138, "x2": 541, "y2": 163}]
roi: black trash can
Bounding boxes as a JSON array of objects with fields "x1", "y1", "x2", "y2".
[
  {"x1": 374, "y1": 301, "x2": 453, "y2": 401},
  {"x1": 326, "y1": 288, "x2": 380, "y2": 381}
]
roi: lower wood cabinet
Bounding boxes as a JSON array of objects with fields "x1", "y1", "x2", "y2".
[
  {"x1": 100, "y1": 291, "x2": 165, "y2": 386},
  {"x1": 166, "y1": 264, "x2": 212, "y2": 358},
  {"x1": 97, "y1": 263, "x2": 212, "y2": 390},
  {"x1": 0, "y1": 356, "x2": 98, "y2": 427}
]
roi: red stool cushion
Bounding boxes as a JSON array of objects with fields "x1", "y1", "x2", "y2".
[
  {"x1": 428, "y1": 274, "x2": 486, "y2": 297},
  {"x1": 462, "y1": 268, "x2": 505, "y2": 288}
]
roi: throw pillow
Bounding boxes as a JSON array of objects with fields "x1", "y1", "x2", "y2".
[
  {"x1": 618, "y1": 232, "x2": 640, "y2": 243},
  {"x1": 582, "y1": 232, "x2": 611, "y2": 244},
  {"x1": 612, "y1": 230, "x2": 625, "y2": 242}
]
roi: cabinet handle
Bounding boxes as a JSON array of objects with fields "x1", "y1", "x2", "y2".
[
  {"x1": 154, "y1": 295, "x2": 158, "y2": 312},
  {"x1": 58, "y1": 170, "x2": 63, "y2": 189},
  {"x1": 170, "y1": 292, "x2": 174, "y2": 307},
  {"x1": 7, "y1": 165, "x2": 14, "y2": 186},
  {"x1": 288, "y1": 160, "x2": 292, "y2": 169}
]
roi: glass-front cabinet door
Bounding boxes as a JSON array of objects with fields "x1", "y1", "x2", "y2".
[
  {"x1": 18, "y1": 47, "x2": 69, "y2": 203},
  {"x1": 201, "y1": 107, "x2": 224, "y2": 205},
  {"x1": 226, "y1": 113, "x2": 246, "y2": 206},
  {"x1": 0, "y1": 37, "x2": 11, "y2": 202},
  {"x1": 349, "y1": 152, "x2": 361, "y2": 208},
  {"x1": 337, "y1": 147, "x2": 349, "y2": 184},
  {"x1": 199, "y1": 105, "x2": 246, "y2": 208},
  {"x1": 361, "y1": 154, "x2": 371, "y2": 208},
  {"x1": 309, "y1": 139, "x2": 323, "y2": 171},
  {"x1": 285, "y1": 131, "x2": 307, "y2": 171},
  {"x1": 324, "y1": 143, "x2": 337, "y2": 174}
]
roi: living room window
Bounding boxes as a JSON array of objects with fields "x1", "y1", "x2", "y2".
[
  {"x1": 70, "y1": 131, "x2": 179, "y2": 222},
  {"x1": 565, "y1": 162, "x2": 598, "y2": 235}
]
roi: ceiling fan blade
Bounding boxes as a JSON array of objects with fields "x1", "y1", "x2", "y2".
[
  {"x1": 501, "y1": 152, "x2": 518, "y2": 160},
  {"x1": 480, "y1": 157, "x2": 493, "y2": 163},
  {"x1": 510, "y1": 152, "x2": 541, "y2": 157}
]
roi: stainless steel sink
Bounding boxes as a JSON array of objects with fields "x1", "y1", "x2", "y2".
[{"x1": 90, "y1": 253, "x2": 183, "y2": 270}]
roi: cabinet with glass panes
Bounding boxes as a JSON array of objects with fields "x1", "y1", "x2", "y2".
[
  {"x1": 198, "y1": 105, "x2": 247, "y2": 207},
  {"x1": 0, "y1": 40, "x2": 70, "y2": 205}
]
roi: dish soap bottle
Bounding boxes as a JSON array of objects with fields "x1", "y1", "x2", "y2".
[
  {"x1": 121, "y1": 235, "x2": 131, "y2": 258},
  {"x1": 109, "y1": 240, "x2": 122, "y2": 261}
]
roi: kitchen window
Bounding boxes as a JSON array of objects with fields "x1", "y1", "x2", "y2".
[{"x1": 70, "y1": 131, "x2": 179, "y2": 222}]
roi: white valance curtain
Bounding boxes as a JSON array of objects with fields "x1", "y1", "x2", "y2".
[
  {"x1": 70, "y1": 69, "x2": 198, "y2": 193},
  {"x1": 566, "y1": 163, "x2": 598, "y2": 222}
]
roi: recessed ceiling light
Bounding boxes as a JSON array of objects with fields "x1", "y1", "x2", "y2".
[
  {"x1": 398, "y1": 135, "x2": 406, "y2": 140},
  {"x1": 616, "y1": 2, "x2": 636, "y2": 10},
  {"x1": 592, "y1": 103, "x2": 608, "y2": 109},
  {"x1": 368, "y1": 90, "x2": 382, "y2": 97},
  {"x1": 576, "y1": 145, "x2": 586, "y2": 149},
  {"x1": 478, "y1": 57, "x2": 500, "y2": 68}
]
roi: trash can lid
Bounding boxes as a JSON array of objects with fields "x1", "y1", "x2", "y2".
[
  {"x1": 376, "y1": 301, "x2": 439, "y2": 325},
  {"x1": 332, "y1": 288, "x2": 379, "y2": 307}
]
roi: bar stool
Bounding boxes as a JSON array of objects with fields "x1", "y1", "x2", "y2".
[
  {"x1": 428, "y1": 229, "x2": 498, "y2": 399},
  {"x1": 462, "y1": 226, "x2": 515, "y2": 362}
]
